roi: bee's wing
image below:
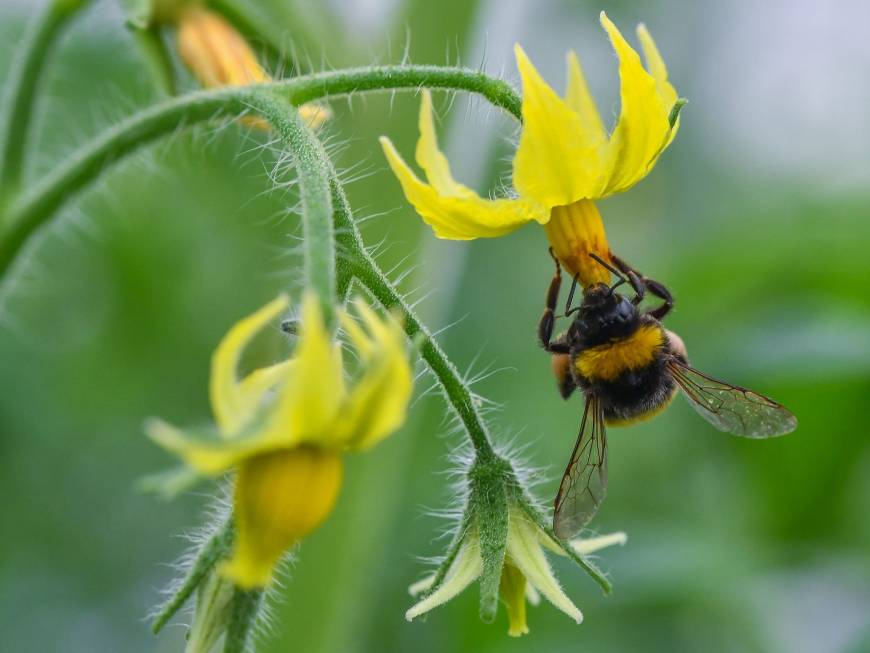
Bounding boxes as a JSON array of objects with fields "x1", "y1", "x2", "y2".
[
  {"x1": 553, "y1": 395, "x2": 607, "y2": 540},
  {"x1": 667, "y1": 358, "x2": 797, "y2": 438}
]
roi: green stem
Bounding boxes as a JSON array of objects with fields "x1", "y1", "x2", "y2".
[
  {"x1": 223, "y1": 588, "x2": 262, "y2": 653},
  {"x1": 151, "y1": 519, "x2": 234, "y2": 634},
  {"x1": 328, "y1": 174, "x2": 498, "y2": 461},
  {"x1": 0, "y1": 0, "x2": 90, "y2": 208},
  {"x1": 0, "y1": 64, "x2": 521, "y2": 281},
  {"x1": 246, "y1": 92, "x2": 335, "y2": 320}
]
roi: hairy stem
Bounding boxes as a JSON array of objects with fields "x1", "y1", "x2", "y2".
[
  {"x1": 247, "y1": 92, "x2": 335, "y2": 320},
  {"x1": 151, "y1": 519, "x2": 234, "y2": 634},
  {"x1": 0, "y1": 64, "x2": 521, "y2": 281},
  {"x1": 328, "y1": 173, "x2": 498, "y2": 461},
  {"x1": 0, "y1": 0, "x2": 91, "y2": 207},
  {"x1": 222, "y1": 588, "x2": 262, "y2": 653}
]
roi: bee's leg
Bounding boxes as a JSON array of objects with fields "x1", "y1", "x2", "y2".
[
  {"x1": 540, "y1": 250, "x2": 571, "y2": 354},
  {"x1": 551, "y1": 352, "x2": 578, "y2": 399},
  {"x1": 644, "y1": 279, "x2": 674, "y2": 320},
  {"x1": 611, "y1": 254, "x2": 674, "y2": 320}
]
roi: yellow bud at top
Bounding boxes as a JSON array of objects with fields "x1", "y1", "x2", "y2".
[
  {"x1": 175, "y1": 5, "x2": 330, "y2": 130},
  {"x1": 177, "y1": 5, "x2": 268, "y2": 88}
]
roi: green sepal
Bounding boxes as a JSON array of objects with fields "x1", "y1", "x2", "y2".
[
  {"x1": 186, "y1": 571, "x2": 235, "y2": 653},
  {"x1": 469, "y1": 458, "x2": 509, "y2": 623},
  {"x1": 129, "y1": 26, "x2": 177, "y2": 97},
  {"x1": 151, "y1": 519, "x2": 235, "y2": 634},
  {"x1": 136, "y1": 465, "x2": 202, "y2": 500},
  {"x1": 120, "y1": 0, "x2": 154, "y2": 29},
  {"x1": 669, "y1": 98, "x2": 688, "y2": 128}
]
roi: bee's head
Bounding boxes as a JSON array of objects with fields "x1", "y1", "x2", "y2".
[{"x1": 574, "y1": 283, "x2": 639, "y2": 342}]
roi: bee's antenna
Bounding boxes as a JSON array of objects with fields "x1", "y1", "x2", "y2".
[{"x1": 589, "y1": 253, "x2": 628, "y2": 294}]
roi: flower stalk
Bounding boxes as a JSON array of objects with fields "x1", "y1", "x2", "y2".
[
  {"x1": 0, "y1": 65, "x2": 521, "y2": 282},
  {"x1": 0, "y1": 0, "x2": 90, "y2": 210},
  {"x1": 246, "y1": 92, "x2": 336, "y2": 321}
]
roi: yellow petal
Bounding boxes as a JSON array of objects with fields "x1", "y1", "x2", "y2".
[
  {"x1": 408, "y1": 574, "x2": 436, "y2": 597},
  {"x1": 599, "y1": 12, "x2": 675, "y2": 195},
  {"x1": 236, "y1": 360, "x2": 294, "y2": 416},
  {"x1": 506, "y1": 509, "x2": 583, "y2": 624},
  {"x1": 406, "y1": 531, "x2": 483, "y2": 621},
  {"x1": 222, "y1": 448, "x2": 343, "y2": 589},
  {"x1": 565, "y1": 51, "x2": 606, "y2": 148},
  {"x1": 339, "y1": 306, "x2": 375, "y2": 360},
  {"x1": 636, "y1": 25, "x2": 677, "y2": 108},
  {"x1": 637, "y1": 24, "x2": 681, "y2": 147},
  {"x1": 512, "y1": 44, "x2": 606, "y2": 208},
  {"x1": 500, "y1": 563, "x2": 530, "y2": 637},
  {"x1": 339, "y1": 305, "x2": 413, "y2": 451},
  {"x1": 299, "y1": 103, "x2": 332, "y2": 130},
  {"x1": 145, "y1": 418, "x2": 283, "y2": 475},
  {"x1": 569, "y1": 531, "x2": 628, "y2": 555},
  {"x1": 415, "y1": 90, "x2": 466, "y2": 195},
  {"x1": 544, "y1": 200, "x2": 613, "y2": 287},
  {"x1": 209, "y1": 295, "x2": 289, "y2": 436},
  {"x1": 265, "y1": 292, "x2": 345, "y2": 447},
  {"x1": 381, "y1": 136, "x2": 543, "y2": 239}
]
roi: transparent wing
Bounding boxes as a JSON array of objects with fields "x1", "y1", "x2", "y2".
[
  {"x1": 668, "y1": 358, "x2": 797, "y2": 438},
  {"x1": 553, "y1": 395, "x2": 608, "y2": 540}
]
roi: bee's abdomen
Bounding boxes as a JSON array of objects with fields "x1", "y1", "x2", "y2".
[
  {"x1": 596, "y1": 360, "x2": 677, "y2": 425},
  {"x1": 573, "y1": 322, "x2": 677, "y2": 425}
]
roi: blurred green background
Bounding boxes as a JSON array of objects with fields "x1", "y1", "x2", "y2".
[{"x1": 2, "y1": 0, "x2": 869, "y2": 651}]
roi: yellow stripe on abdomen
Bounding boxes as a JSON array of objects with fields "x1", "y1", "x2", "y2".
[{"x1": 575, "y1": 324, "x2": 664, "y2": 381}]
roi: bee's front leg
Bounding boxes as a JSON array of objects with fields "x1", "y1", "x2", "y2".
[
  {"x1": 539, "y1": 248, "x2": 570, "y2": 354},
  {"x1": 610, "y1": 254, "x2": 674, "y2": 320}
]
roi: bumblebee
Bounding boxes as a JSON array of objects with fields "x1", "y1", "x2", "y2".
[{"x1": 538, "y1": 251, "x2": 797, "y2": 539}]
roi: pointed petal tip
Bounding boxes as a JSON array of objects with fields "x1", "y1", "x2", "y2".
[{"x1": 378, "y1": 134, "x2": 396, "y2": 150}]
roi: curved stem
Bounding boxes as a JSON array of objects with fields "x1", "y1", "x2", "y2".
[
  {"x1": 247, "y1": 92, "x2": 335, "y2": 320},
  {"x1": 328, "y1": 174, "x2": 498, "y2": 461},
  {"x1": 0, "y1": 0, "x2": 91, "y2": 208},
  {"x1": 0, "y1": 64, "x2": 521, "y2": 281}
]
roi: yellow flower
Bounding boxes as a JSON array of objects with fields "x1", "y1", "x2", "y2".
[
  {"x1": 407, "y1": 505, "x2": 626, "y2": 637},
  {"x1": 175, "y1": 5, "x2": 330, "y2": 130},
  {"x1": 146, "y1": 292, "x2": 413, "y2": 589},
  {"x1": 380, "y1": 12, "x2": 682, "y2": 287}
]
